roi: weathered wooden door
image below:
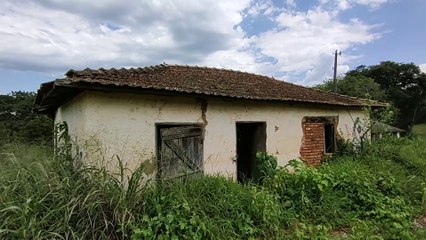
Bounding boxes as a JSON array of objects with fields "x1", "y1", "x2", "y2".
[{"x1": 158, "y1": 125, "x2": 204, "y2": 179}]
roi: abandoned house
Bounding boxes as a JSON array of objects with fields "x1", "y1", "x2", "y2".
[{"x1": 35, "y1": 64, "x2": 380, "y2": 181}]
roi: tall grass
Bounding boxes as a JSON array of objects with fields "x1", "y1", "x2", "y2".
[
  {"x1": 1, "y1": 137, "x2": 425, "y2": 239},
  {"x1": 0, "y1": 143, "x2": 283, "y2": 239},
  {"x1": 359, "y1": 137, "x2": 426, "y2": 207},
  {"x1": 413, "y1": 123, "x2": 426, "y2": 137},
  {"x1": 0, "y1": 142, "x2": 145, "y2": 239}
]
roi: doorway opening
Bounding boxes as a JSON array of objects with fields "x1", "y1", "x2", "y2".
[
  {"x1": 236, "y1": 122, "x2": 266, "y2": 183},
  {"x1": 324, "y1": 123, "x2": 336, "y2": 153}
]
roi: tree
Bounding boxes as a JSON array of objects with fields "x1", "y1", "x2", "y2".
[
  {"x1": 316, "y1": 61, "x2": 426, "y2": 133},
  {"x1": 0, "y1": 91, "x2": 53, "y2": 144},
  {"x1": 316, "y1": 75, "x2": 386, "y2": 101},
  {"x1": 346, "y1": 61, "x2": 426, "y2": 132}
]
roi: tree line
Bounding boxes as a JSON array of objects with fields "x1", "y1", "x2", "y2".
[
  {"x1": 0, "y1": 91, "x2": 53, "y2": 145},
  {"x1": 316, "y1": 61, "x2": 426, "y2": 133}
]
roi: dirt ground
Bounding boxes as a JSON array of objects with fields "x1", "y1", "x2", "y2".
[{"x1": 414, "y1": 214, "x2": 426, "y2": 229}]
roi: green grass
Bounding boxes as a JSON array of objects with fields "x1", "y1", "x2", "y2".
[
  {"x1": 413, "y1": 123, "x2": 426, "y2": 136},
  {"x1": 0, "y1": 142, "x2": 147, "y2": 239},
  {"x1": 0, "y1": 137, "x2": 425, "y2": 239}
]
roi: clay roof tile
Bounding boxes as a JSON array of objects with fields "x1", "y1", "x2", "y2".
[{"x1": 36, "y1": 64, "x2": 385, "y2": 111}]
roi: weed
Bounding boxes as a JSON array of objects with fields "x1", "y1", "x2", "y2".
[
  {"x1": 253, "y1": 152, "x2": 277, "y2": 184},
  {"x1": 1, "y1": 124, "x2": 425, "y2": 239}
]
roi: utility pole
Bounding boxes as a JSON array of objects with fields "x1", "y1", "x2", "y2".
[{"x1": 332, "y1": 50, "x2": 341, "y2": 93}]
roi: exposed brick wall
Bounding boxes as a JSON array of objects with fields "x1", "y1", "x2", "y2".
[{"x1": 300, "y1": 121, "x2": 325, "y2": 166}]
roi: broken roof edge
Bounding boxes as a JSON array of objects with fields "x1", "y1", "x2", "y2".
[{"x1": 34, "y1": 81, "x2": 54, "y2": 106}]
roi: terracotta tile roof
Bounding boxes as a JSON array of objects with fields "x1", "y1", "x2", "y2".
[{"x1": 35, "y1": 64, "x2": 384, "y2": 112}]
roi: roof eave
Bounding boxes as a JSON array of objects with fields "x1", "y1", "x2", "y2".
[{"x1": 40, "y1": 80, "x2": 370, "y2": 108}]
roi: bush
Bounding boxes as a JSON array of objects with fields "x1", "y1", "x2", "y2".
[
  {"x1": 132, "y1": 176, "x2": 285, "y2": 239},
  {"x1": 360, "y1": 137, "x2": 426, "y2": 206},
  {"x1": 253, "y1": 152, "x2": 277, "y2": 184},
  {"x1": 263, "y1": 157, "x2": 415, "y2": 239}
]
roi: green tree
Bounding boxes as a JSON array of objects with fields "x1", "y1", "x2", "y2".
[
  {"x1": 346, "y1": 61, "x2": 426, "y2": 132},
  {"x1": 0, "y1": 91, "x2": 53, "y2": 144},
  {"x1": 316, "y1": 75, "x2": 386, "y2": 101},
  {"x1": 317, "y1": 61, "x2": 426, "y2": 133}
]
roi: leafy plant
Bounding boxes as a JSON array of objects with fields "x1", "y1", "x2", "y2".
[{"x1": 253, "y1": 152, "x2": 277, "y2": 184}]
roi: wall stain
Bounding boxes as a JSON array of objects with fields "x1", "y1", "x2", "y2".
[
  {"x1": 143, "y1": 157, "x2": 156, "y2": 175},
  {"x1": 197, "y1": 98, "x2": 208, "y2": 125}
]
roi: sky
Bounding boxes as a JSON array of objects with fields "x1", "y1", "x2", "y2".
[{"x1": 1, "y1": 0, "x2": 425, "y2": 93}]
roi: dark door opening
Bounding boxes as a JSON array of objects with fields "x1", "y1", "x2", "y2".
[
  {"x1": 324, "y1": 123, "x2": 335, "y2": 153},
  {"x1": 236, "y1": 122, "x2": 266, "y2": 183}
]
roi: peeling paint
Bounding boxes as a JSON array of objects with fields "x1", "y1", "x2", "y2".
[{"x1": 142, "y1": 157, "x2": 156, "y2": 175}]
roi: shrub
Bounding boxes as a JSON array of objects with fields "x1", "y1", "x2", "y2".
[
  {"x1": 132, "y1": 176, "x2": 285, "y2": 239},
  {"x1": 263, "y1": 157, "x2": 415, "y2": 239},
  {"x1": 253, "y1": 152, "x2": 277, "y2": 184},
  {"x1": 360, "y1": 137, "x2": 426, "y2": 206}
]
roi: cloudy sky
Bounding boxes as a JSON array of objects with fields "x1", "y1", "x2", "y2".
[{"x1": 1, "y1": 0, "x2": 425, "y2": 93}]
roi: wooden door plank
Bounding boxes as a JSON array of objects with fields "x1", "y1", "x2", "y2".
[
  {"x1": 161, "y1": 126, "x2": 204, "y2": 140},
  {"x1": 164, "y1": 139, "x2": 200, "y2": 171},
  {"x1": 159, "y1": 125, "x2": 204, "y2": 179}
]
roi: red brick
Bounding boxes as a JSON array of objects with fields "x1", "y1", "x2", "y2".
[{"x1": 300, "y1": 122, "x2": 325, "y2": 166}]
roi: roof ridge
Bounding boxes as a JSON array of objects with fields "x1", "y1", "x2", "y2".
[
  {"x1": 64, "y1": 65, "x2": 302, "y2": 86},
  {"x1": 165, "y1": 64, "x2": 279, "y2": 80},
  {"x1": 65, "y1": 63, "x2": 286, "y2": 83},
  {"x1": 64, "y1": 64, "x2": 171, "y2": 77}
]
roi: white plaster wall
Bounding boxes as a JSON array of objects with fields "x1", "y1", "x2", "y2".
[
  {"x1": 55, "y1": 93, "x2": 87, "y2": 144},
  {"x1": 203, "y1": 99, "x2": 364, "y2": 179},
  {"x1": 58, "y1": 91, "x2": 365, "y2": 179}
]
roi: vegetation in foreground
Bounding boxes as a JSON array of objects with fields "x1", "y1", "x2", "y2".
[
  {"x1": 413, "y1": 123, "x2": 426, "y2": 137},
  {"x1": 0, "y1": 137, "x2": 425, "y2": 239}
]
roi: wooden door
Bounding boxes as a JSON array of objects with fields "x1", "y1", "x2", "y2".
[{"x1": 158, "y1": 125, "x2": 204, "y2": 179}]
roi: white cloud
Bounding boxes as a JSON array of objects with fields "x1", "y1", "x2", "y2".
[
  {"x1": 319, "y1": 0, "x2": 389, "y2": 10},
  {"x1": 0, "y1": 0, "x2": 250, "y2": 72},
  {"x1": 354, "y1": 0, "x2": 389, "y2": 8},
  {"x1": 419, "y1": 63, "x2": 426, "y2": 73},
  {"x1": 252, "y1": 8, "x2": 380, "y2": 83},
  {"x1": 245, "y1": 0, "x2": 275, "y2": 17},
  {"x1": 0, "y1": 0, "x2": 386, "y2": 85}
]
